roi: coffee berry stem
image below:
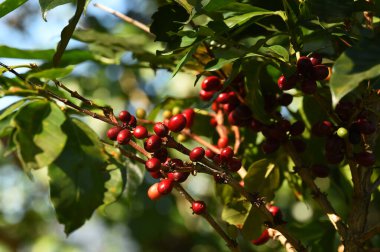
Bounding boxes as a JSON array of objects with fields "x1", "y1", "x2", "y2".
[
  {"x1": 267, "y1": 228, "x2": 296, "y2": 252},
  {"x1": 173, "y1": 183, "x2": 239, "y2": 251},
  {"x1": 182, "y1": 129, "x2": 221, "y2": 154},
  {"x1": 284, "y1": 142, "x2": 348, "y2": 240}
]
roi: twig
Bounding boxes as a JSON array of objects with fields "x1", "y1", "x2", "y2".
[
  {"x1": 268, "y1": 228, "x2": 297, "y2": 252},
  {"x1": 93, "y1": 3, "x2": 153, "y2": 36},
  {"x1": 359, "y1": 224, "x2": 380, "y2": 243},
  {"x1": 173, "y1": 184, "x2": 239, "y2": 252},
  {"x1": 371, "y1": 176, "x2": 380, "y2": 192},
  {"x1": 182, "y1": 129, "x2": 220, "y2": 154}
]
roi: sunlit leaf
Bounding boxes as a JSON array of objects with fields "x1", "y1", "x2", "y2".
[
  {"x1": 38, "y1": 0, "x2": 73, "y2": 21},
  {"x1": 0, "y1": 0, "x2": 28, "y2": 18}
]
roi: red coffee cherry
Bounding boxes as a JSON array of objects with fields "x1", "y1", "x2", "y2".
[
  {"x1": 153, "y1": 122, "x2": 169, "y2": 137},
  {"x1": 147, "y1": 183, "x2": 162, "y2": 200},
  {"x1": 168, "y1": 114, "x2": 187, "y2": 132},
  {"x1": 269, "y1": 205, "x2": 283, "y2": 221},
  {"x1": 354, "y1": 118, "x2": 376, "y2": 135},
  {"x1": 182, "y1": 108, "x2": 195, "y2": 128},
  {"x1": 205, "y1": 149, "x2": 216, "y2": 159},
  {"x1": 191, "y1": 200, "x2": 206, "y2": 215},
  {"x1": 354, "y1": 151, "x2": 376, "y2": 167},
  {"x1": 277, "y1": 74, "x2": 297, "y2": 90},
  {"x1": 157, "y1": 178, "x2": 174, "y2": 195},
  {"x1": 190, "y1": 147, "x2": 205, "y2": 162},
  {"x1": 220, "y1": 146, "x2": 234, "y2": 162},
  {"x1": 153, "y1": 148, "x2": 169, "y2": 162},
  {"x1": 118, "y1": 110, "x2": 131, "y2": 123},
  {"x1": 301, "y1": 79, "x2": 317, "y2": 94},
  {"x1": 311, "y1": 164, "x2": 329, "y2": 178},
  {"x1": 167, "y1": 172, "x2": 189, "y2": 183},
  {"x1": 117, "y1": 129, "x2": 132, "y2": 145},
  {"x1": 312, "y1": 65, "x2": 329, "y2": 80},
  {"x1": 309, "y1": 52, "x2": 322, "y2": 66},
  {"x1": 250, "y1": 119, "x2": 263, "y2": 132},
  {"x1": 210, "y1": 117, "x2": 218, "y2": 127},
  {"x1": 107, "y1": 126, "x2": 122, "y2": 141},
  {"x1": 150, "y1": 171, "x2": 162, "y2": 179},
  {"x1": 217, "y1": 137, "x2": 229, "y2": 148},
  {"x1": 145, "y1": 157, "x2": 161, "y2": 172},
  {"x1": 252, "y1": 229, "x2": 270, "y2": 245},
  {"x1": 335, "y1": 101, "x2": 354, "y2": 122},
  {"x1": 227, "y1": 158, "x2": 242, "y2": 172},
  {"x1": 216, "y1": 92, "x2": 230, "y2": 104},
  {"x1": 199, "y1": 89, "x2": 215, "y2": 101},
  {"x1": 289, "y1": 121, "x2": 305, "y2": 136},
  {"x1": 133, "y1": 125, "x2": 148, "y2": 139},
  {"x1": 297, "y1": 56, "x2": 313, "y2": 75},
  {"x1": 144, "y1": 135, "x2": 162, "y2": 152},
  {"x1": 312, "y1": 120, "x2": 334, "y2": 137},
  {"x1": 201, "y1": 76, "x2": 221, "y2": 91},
  {"x1": 128, "y1": 115, "x2": 137, "y2": 127}
]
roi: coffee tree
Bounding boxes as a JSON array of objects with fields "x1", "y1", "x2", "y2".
[{"x1": 0, "y1": 0, "x2": 380, "y2": 251}]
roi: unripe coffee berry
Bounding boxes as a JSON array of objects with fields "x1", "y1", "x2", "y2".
[
  {"x1": 107, "y1": 126, "x2": 122, "y2": 141},
  {"x1": 168, "y1": 114, "x2": 187, "y2": 132},
  {"x1": 191, "y1": 200, "x2": 206, "y2": 215},
  {"x1": 133, "y1": 125, "x2": 148, "y2": 139},
  {"x1": 118, "y1": 110, "x2": 131, "y2": 123},
  {"x1": 190, "y1": 147, "x2": 205, "y2": 162},
  {"x1": 144, "y1": 135, "x2": 162, "y2": 152},
  {"x1": 337, "y1": 127, "x2": 348, "y2": 138},
  {"x1": 157, "y1": 178, "x2": 174, "y2": 195},
  {"x1": 117, "y1": 129, "x2": 132, "y2": 145},
  {"x1": 145, "y1": 157, "x2": 161, "y2": 172},
  {"x1": 153, "y1": 122, "x2": 169, "y2": 137},
  {"x1": 135, "y1": 108, "x2": 146, "y2": 119}
]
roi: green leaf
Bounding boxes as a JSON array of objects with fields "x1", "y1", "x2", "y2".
[
  {"x1": 124, "y1": 160, "x2": 145, "y2": 204},
  {"x1": 262, "y1": 45, "x2": 289, "y2": 62},
  {"x1": 0, "y1": 0, "x2": 28, "y2": 18},
  {"x1": 39, "y1": 0, "x2": 73, "y2": 21},
  {"x1": 244, "y1": 159, "x2": 280, "y2": 201},
  {"x1": 12, "y1": 100, "x2": 67, "y2": 172},
  {"x1": 241, "y1": 207, "x2": 266, "y2": 240},
  {"x1": 0, "y1": 46, "x2": 95, "y2": 66},
  {"x1": 172, "y1": 43, "x2": 200, "y2": 77},
  {"x1": 48, "y1": 118, "x2": 109, "y2": 234},
  {"x1": 26, "y1": 66, "x2": 74, "y2": 80},
  {"x1": 224, "y1": 9, "x2": 276, "y2": 28},
  {"x1": 53, "y1": 0, "x2": 86, "y2": 66},
  {"x1": 221, "y1": 198, "x2": 251, "y2": 227},
  {"x1": 330, "y1": 35, "x2": 380, "y2": 105},
  {"x1": 308, "y1": 0, "x2": 353, "y2": 22},
  {"x1": 174, "y1": 0, "x2": 193, "y2": 14}
]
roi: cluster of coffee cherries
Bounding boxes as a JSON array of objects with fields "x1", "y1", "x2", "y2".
[
  {"x1": 106, "y1": 109, "x2": 242, "y2": 211},
  {"x1": 251, "y1": 205, "x2": 283, "y2": 246},
  {"x1": 310, "y1": 100, "x2": 377, "y2": 169},
  {"x1": 277, "y1": 53, "x2": 330, "y2": 94}
]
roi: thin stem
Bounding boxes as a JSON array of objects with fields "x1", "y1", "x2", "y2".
[
  {"x1": 93, "y1": 3, "x2": 153, "y2": 36},
  {"x1": 182, "y1": 129, "x2": 220, "y2": 154},
  {"x1": 359, "y1": 224, "x2": 380, "y2": 243},
  {"x1": 173, "y1": 184, "x2": 239, "y2": 252},
  {"x1": 268, "y1": 229, "x2": 296, "y2": 252}
]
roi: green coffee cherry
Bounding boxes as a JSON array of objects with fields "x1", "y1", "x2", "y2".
[
  {"x1": 337, "y1": 127, "x2": 348, "y2": 138},
  {"x1": 135, "y1": 108, "x2": 146, "y2": 119}
]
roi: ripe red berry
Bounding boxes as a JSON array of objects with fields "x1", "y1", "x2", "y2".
[
  {"x1": 216, "y1": 92, "x2": 230, "y2": 104},
  {"x1": 107, "y1": 126, "x2": 122, "y2": 141},
  {"x1": 145, "y1": 157, "x2": 161, "y2": 172},
  {"x1": 191, "y1": 200, "x2": 206, "y2": 215},
  {"x1": 354, "y1": 151, "x2": 376, "y2": 167},
  {"x1": 144, "y1": 135, "x2": 162, "y2": 152},
  {"x1": 128, "y1": 115, "x2": 137, "y2": 127},
  {"x1": 297, "y1": 56, "x2": 313, "y2": 75},
  {"x1": 269, "y1": 205, "x2": 283, "y2": 220},
  {"x1": 153, "y1": 148, "x2": 168, "y2": 162},
  {"x1": 168, "y1": 114, "x2": 187, "y2": 132},
  {"x1": 312, "y1": 120, "x2": 334, "y2": 137},
  {"x1": 147, "y1": 183, "x2": 162, "y2": 200},
  {"x1": 354, "y1": 118, "x2": 376, "y2": 135},
  {"x1": 201, "y1": 76, "x2": 221, "y2": 91},
  {"x1": 227, "y1": 158, "x2": 242, "y2": 172},
  {"x1": 210, "y1": 117, "x2": 217, "y2": 127},
  {"x1": 312, "y1": 65, "x2": 329, "y2": 80},
  {"x1": 301, "y1": 79, "x2": 317, "y2": 94},
  {"x1": 335, "y1": 101, "x2": 354, "y2": 122},
  {"x1": 133, "y1": 125, "x2": 148, "y2": 139},
  {"x1": 199, "y1": 89, "x2": 215, "y2": 101},
  {"x1": 182, "y1": 108, "x2": 195, "y2": 128},
  {"x1": 205, "y1": 149, "x2": 216, "y2": 159},
  {"x1": 118, "y1": 110, "x2": 131, "y2": 123},
  {"x1": 190, "y1": 147, "x2": 205, "y2": 162},
  {"x1": 213, "y1": 154, "x2": 223, "y2": 165},
  {"x1": 157, "y1": 178, "x2": 174, "y2": 195},
  {"x1": 220, "y1": 146, "x2": 234, "y2": 162},
  {"x1": 289, "y1": 121, "x2": 305, "y2": 136},
  {"x1": 153, "y1": 122, "x2": 169, "y2": 137},
  {"x1": 167, "y1": 172, "x2": 189, "y2": 183},
  {"x1": 150, "y1": 171, "x2": 162, "y2": 179},
  {"x1": 252, "y1": 229, "x2": 270, "y2": 245},
  {"x1": 217, "y1": 137, "x2": 229, "y2": 148},
  {"x1": 117, "y1": 129, "x2": 132, "y2": 145},
  {"x1": 277, "y1": 75, "x2": 297, "y2": 90},
  {"x1": 309, "y1": 53, "x2": 322, "y2": 66},
  {"x1": 311, "y1": 164, "x2": 329, "y2": 178}
]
